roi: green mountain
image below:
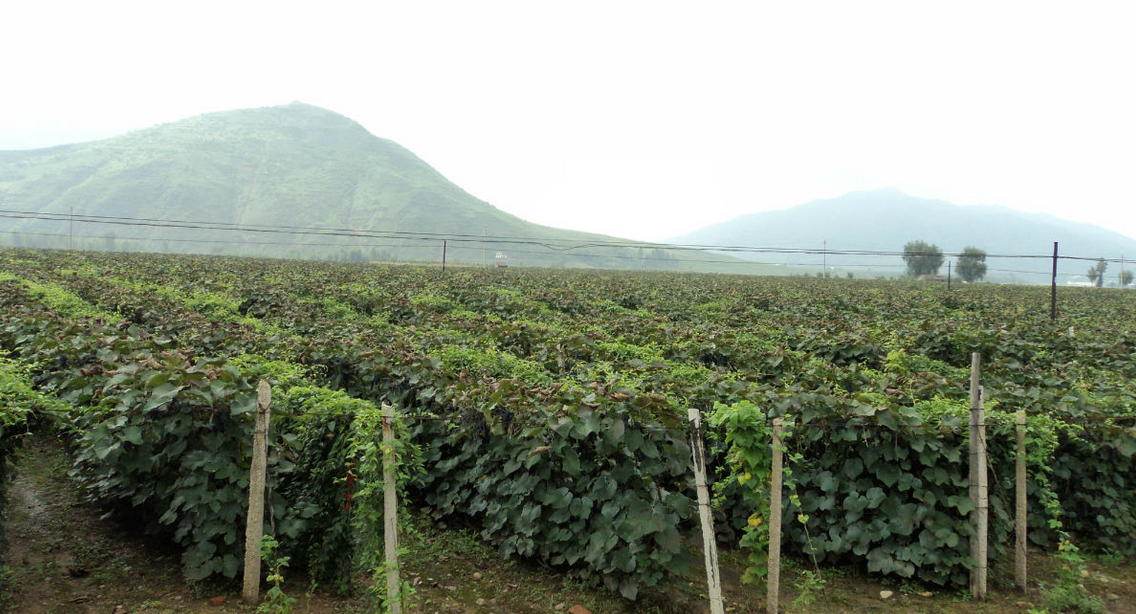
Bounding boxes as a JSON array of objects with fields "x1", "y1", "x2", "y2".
[
  {"x1": 667, "y1": 188, "x2": 1136, "y2": 284},
  {"x1": 0, "y1": 103, "x2": 754, "y2": 272}
]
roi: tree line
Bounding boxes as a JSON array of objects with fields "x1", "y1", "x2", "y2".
[
  {"x1": 902, "y1": 240, "x2": 987, "y2": 282},
  {"x1": 902, "y1": 241, "x2": 1134, "y2": 287}
]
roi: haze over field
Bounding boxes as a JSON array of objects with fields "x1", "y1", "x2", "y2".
[
  {"x1": 2, "y1": 1, "x2": 1134, "y2": 244},
  {"x1": 670, "y1": 189, "x2": 1136, "y2": 284},
  {"x1": 3, "y1": 102, "x2": 1135, "y2": 283}
]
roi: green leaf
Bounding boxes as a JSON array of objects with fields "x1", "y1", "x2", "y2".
[
  {"x1": 604, "y1": 418, "x2": 625, "y2": 445},
  {"x1": 119, "y1": 426, "x2": 144, "y2": 446},
  {"x1": 619, "y1": 576, "x2": 639, "y2": 600},
  {"x1": 561, "y1": 448, "x2": 581, "y2": 477},
  {"x1": 842, "y1": 457, "x2": 863, "y2": 480},
  {"x1": 143, "y1": 382, "x2": 183, "y2": 412},
  {"x1": 875, "y1": 463, "x2": 901, "y2": 487},
  {"x1": 569, "y1": 497, "x2": 593, "y2": 518},
  {"x1": 877, "y1": 410, "x2": 898, "y2": 431},
  {"x1": 864, "y1": 487, "x2": 886, "y2": 509},
  {"x1": 948, "y1": 495, "x2": 975, "y2": 515}
]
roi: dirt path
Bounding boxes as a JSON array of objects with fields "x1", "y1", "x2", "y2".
[
  {"x1": 0, "y1": 437, "x2": 358, "y2": 614},
  {"x1": 3, "y1": 435, "x2": 1134, "y2": 614}
]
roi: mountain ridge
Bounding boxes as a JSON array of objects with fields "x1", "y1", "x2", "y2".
[
  {"x1": 0, "y1": 103, "x2": 755, "y2": 272},
  {"x1": 667, "y1": 188, "x2": 1136, "y2": 282}
]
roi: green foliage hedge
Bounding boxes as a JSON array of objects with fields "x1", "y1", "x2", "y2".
[
  {"x1": 0, "y1": 354, "x2": 66, "y2": 564},
  {"x1": 2, "y1": 249, "x2": 1135, "y2": 597},
  {"x1": 0, "y1": 285, "x2": 392, "y2": 585}
]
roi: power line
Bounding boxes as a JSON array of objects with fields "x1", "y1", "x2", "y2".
[
  {"x1": 0, "y1": 207, "x2": 1122, "y2": 263},
  {"x1": 0, "y1": 228, "x2": 1122, "y2": 278}
]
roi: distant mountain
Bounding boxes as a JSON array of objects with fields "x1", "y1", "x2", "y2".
[
  {"x1": 0, "y1": 103, "x2": 752, "y2": 272},
  {"x1": 667, "y1": 189, "x2": 1136, "y2": 283}
]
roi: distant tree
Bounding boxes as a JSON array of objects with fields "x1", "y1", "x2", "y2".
[
  {"x1": 1087, "y1": 258, "x2": 1108, "y2": 287},
  {"x1": 1123, "y1": 270, "x2": 1134, "y2": 288},
  {"x1": 957, "y1": 246, "x2": 988, "y2": 282},
  {"x1": 902, "y1": 240, "x2": 944, "y2": 277}
]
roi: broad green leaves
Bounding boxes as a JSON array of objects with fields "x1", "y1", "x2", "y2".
[{"x1": 4, "y1": 248, "x2": 1136, "y2": 596}]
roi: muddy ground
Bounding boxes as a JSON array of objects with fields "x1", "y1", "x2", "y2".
[{"x1": 3, "y1": 436, "x2": 1133, "y2": 614}]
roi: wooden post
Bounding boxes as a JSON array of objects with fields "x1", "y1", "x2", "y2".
[
  {"x1": 1015, "y1": 410, "x2": 1028, "y2": 590},
  {"x1": 976, "y1": 388, "x2": 989, "y2": 599},
  {"x1": 968, "y1": 355, "x2": 988, "y2": 600},
  {"x1": 382, "y1": 403, "x2": 401, "y2": 614},
  {"x1": 688, "y1": 409, "x2": 725, "y2": 614},
  {"x1": 242, "y1": 381, "x2": 271, "y2": 605},
  {"x1": 767, "y1": 418, "x2": 784, "y2": 614},
  {"x1": 441, "y1": 240, "x2": 447, "y2": 273}
]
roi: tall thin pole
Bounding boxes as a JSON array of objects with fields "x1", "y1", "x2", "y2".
[
  {"x1": 968, "y1": 355, "x2": 988, "y2": 600},
  {"x1": 441, "y1": 239, "x2": 447, "y2": 273},
  {"x1": 1050, "y1": 242, "x2": 1059, "y2": 322},
  {"x1": 823, "y1": 240, "x2": 827, "y2": 278},
  {"x1": 767, "y1": 418, "x2": 784, "y2": 614},
  {"x1": 1015, "y1": 410, "x2": 1028, "y2": 591},
  {"x1": 688, "y1": 409, "x2": 725, "y2": 614},
  {"x1": 382, "y1": 404, "x2": 401, "y2": 614},
  {"x1": 948, "y1": 260, "x2": 952, "y2": 291},
  {"x1": 482, "y1": 228, "x2": 487, "y2": 267},
  {"x1": 69, "y1": 207, "x2": 74, "y2": 251},
  {"x1": 242, "y1": 382, "x2": 272, "y2": 605}
]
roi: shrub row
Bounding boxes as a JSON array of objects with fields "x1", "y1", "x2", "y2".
[{"x1": 3, "y1": 250, "x2": 1136, "y2": 594}]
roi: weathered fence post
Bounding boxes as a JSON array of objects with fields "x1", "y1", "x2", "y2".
[
  {"x1": 768, "y1": 418, "x2": 784, "y2": 614},
  {"x1": 688, "y1": 408, "x2": 725, "y2": 614},
  {"x1": 968, "y1": 354, "x2": 988, "y2": 600},
  {"x1": 382, "y1": 403, "x2": 401, "y2": 614},
  {"x1": 1015, "y1": 410, "x2": 1028, "y2": 590},
  {"x1": 242, "y1": 381, "x2": 271, "y2": 605}
]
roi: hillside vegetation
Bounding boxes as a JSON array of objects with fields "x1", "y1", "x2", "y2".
[{"x1": 0, "y1": 104, "x2": 757, "y2": 273}]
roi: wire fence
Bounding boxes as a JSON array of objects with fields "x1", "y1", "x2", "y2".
[{"x1": 0, "y1": 207, "x2": 1132, "y2": 283}]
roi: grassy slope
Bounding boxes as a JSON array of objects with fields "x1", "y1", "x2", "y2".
[{"x1": 0, "y1": 104, "x2": 763, "y2": 273}]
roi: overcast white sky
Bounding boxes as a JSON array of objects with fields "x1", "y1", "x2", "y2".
[{"x1": 2, "y1": 1, "x2": 1134, "y2": 242}]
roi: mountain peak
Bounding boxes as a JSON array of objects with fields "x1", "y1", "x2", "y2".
[
  {"x1": 0, "y1": 104, "x2": 751, "y2": 273},
  {"x1": 669, "y1": 190, "x2": 1136, "y2": 283}
]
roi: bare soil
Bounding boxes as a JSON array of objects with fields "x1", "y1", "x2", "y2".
[{"x1": 3, "y1": 436, "x2": 1133, "y2": 614}]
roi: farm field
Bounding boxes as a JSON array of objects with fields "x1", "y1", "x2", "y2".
[{"x1": 1, "y1": 248, "x2": 1135, "y2": 613}]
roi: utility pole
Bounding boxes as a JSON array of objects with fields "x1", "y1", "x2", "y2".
[
  {"x1": 441, "y1": 239, "x2": 447, "y2": 273},
  {"x1": 69, "y1": 206, "x2": 74, "y2": 251},
  {"x1": 1050, "y1": 242, "x2": 1058, "y2": 322},
  {"x1": 948, "y1": 260, "x2": 952, "y2": 291}
]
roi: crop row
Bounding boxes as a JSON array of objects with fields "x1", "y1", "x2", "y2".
[{"x1": 0, "y1": 248, "x2": 1134, "y2": 597}]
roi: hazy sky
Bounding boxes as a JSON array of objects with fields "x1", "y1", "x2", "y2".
[{"x1": 2, "y1": 1, "x2": 1134, "y2": 242}]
